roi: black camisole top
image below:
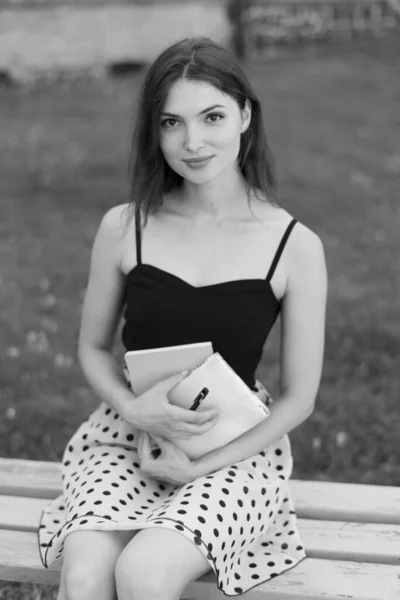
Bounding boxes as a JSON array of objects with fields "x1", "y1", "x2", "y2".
[{"x1": 122, "y1": 212, "x2": 297, "y2": 390}]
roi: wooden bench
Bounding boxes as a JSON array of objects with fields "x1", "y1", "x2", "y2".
[{"x1": 1, "y1": 457, "x2": 399, "y2": 599}]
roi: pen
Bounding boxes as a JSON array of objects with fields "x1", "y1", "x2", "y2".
[{"x1": 189, "y1": 387, "x2": 209, "y2": 411}]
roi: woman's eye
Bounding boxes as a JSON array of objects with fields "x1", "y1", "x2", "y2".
[
  {"x1": 206, "y1": 113, "x2": 224, "y2": 123},
  {"x1": 161, "y1": 113, "x2": 224, "y2": 129},
  {"x1": 161, "y1": 118, "x2": 178, "y2": 129}
]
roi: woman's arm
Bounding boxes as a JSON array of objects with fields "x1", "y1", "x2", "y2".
[
  {"x1": 78, "y1": 204, "x2": 219, "y2": 439},
  {"x1": 77, "y1": 203, "x2": 134, "y2": 413},
  {"x1": 193, "y1": 225, "x2": 328, "y2": 477}
]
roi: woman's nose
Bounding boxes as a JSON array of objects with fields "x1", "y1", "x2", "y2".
[{"x1": 183, "y1": 125, "x2": 205, "y2": 152}]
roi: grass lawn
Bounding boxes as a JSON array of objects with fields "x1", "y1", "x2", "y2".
[{"x1": 0, "y1": 32, "x2": 399, "y2": 599}]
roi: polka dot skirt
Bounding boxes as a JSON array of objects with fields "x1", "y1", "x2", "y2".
[{"x1": 38, "y1": 379, "x2": 306, "y2": 596}]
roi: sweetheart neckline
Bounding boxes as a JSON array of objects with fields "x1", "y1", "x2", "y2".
[{"x1": 125, "y1": 263, "x2": 281, "y2": 303}]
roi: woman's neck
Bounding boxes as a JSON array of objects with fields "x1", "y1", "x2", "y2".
[{"x1": 176, "y1": 170, "x2": 253, "y2": 222}]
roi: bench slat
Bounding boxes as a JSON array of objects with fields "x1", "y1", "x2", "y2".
[
  {"x1": 189, "y1": 557, "x2": 400, "y2": 600},
  {"x1": 1, "y1": 495, "x2": 400, "y2": 566},
  {"x1": 0, "y1": 496, "x2": 48, "y2": 531},
  {"x1": 0, "y1": 530, "x2": 399, "y2": 599},
  {"x1": 2, "y1": 459, "x2": 400, "y2": 524},
  {"x1": 290, "y1": 479, "x2": 400, "y2": 524},
  {"x1": 0, "y1": 530, "x2": 59, "y2": 585},
  {"x1": 0, "y1": 458, "x2": 61, "y2": 499},
  {"x1": 301, "y1": 519, "x2": 400, "y2": 566}
]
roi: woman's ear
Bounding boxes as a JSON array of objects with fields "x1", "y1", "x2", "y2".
[{"x1": 240, "y1": 99, "x2": 252, "y2": 134}]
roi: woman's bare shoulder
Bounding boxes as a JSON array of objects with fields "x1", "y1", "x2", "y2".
[
  {"x1": 288, "y1": 220, "x2": 324, "y2": 260},
  {"x1": 250, "y1": 194, "x2": 292, "y2": 225},
  {"x1": 92, "y1": 203, "x2": 135, "y2": 274},
  {"x1": 99, "y1": 203, "x2": 133, "y2": 237},
  {"x1": 259, "y1": 202, "x2": 325, "y2": 273},
  {"x1": 252, "y1": 197, "x2": 323, "y2": 250},
  {"x1": 284, "y1": 220, "x2": 327, "y2": 297}
]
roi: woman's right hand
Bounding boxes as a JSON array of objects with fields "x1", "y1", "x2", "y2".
[{"x1": 120, "y1": 371, "x2": 219, "y2": 440}]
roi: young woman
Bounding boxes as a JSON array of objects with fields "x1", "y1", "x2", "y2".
[{"x1": 39, "y1": 37, "x2": 327, "y2": 600}]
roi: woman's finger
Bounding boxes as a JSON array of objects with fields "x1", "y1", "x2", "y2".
[
  {"x1": 138, "y1": 430, "x2": 151, "y2": 459},
  {"x1": 170, "y1": 405, "x2": 219, "y2": 425},
  {"x1": 150, "y1": 433, "x2": 168, "y2": 447},
  {"x1": 149, "y1": 434, "x2": 170, "y2": 457},
  {"x1": 172, "y1": 419, "x2": 217, "y2": 438},
  {"x1": 137, "y1": 430, "x2": 143, "y2": 454}
]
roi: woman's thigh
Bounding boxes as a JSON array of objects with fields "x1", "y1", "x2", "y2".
[
  {"x1": 115, "y1": 527, "x2": 211, "y2": 600},
  {"x1": 59, "y1": 529, "x2": 138, "y2": 600}
]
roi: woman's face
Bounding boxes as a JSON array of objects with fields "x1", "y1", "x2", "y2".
[{"x1": 159, "y1": 78, "x2": 251, "y2": 184}]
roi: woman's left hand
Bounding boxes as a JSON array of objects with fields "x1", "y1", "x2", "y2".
[{"x1": 137, "y1": 430, "x2": 199, "y2": 486}]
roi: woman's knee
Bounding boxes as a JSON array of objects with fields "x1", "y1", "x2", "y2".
[
  {"x1": 115, "y1": 529, "x2": 210, "y2": 600},
  {"x1": 115, "y1": 552, "x2": 157, "y2": 600},
  {"x1": 62, "y1": 566, "x2": 111, "y2": 600},
  {"x1": 61, "y1": 529, "x2": 136, "y2": 600},
  {"x1": 115, "y1": 544, "x2": 179, "y2": 600}
]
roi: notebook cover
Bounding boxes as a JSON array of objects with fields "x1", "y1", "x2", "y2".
[
  {"x1": 167, "y1": 353, "x2": 270, "y2": 459},
  {"x1": 124, "y1": 342, "x2": 213, "y2": 396}
]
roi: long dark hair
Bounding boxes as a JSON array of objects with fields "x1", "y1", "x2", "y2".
[{"x1": 127, "y1": 36, "x2": 278, "y2": 225}]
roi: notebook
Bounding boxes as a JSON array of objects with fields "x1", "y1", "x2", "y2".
[
  {"x1": 167, "y1": 352, "x2": 270, "y2": 460},
  {"x1": 124, "y1": 342, "x2": 213, "y2": 396}
]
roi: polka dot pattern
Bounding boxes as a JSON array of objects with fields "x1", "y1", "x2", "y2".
[{"x1": 38, "y1": 379, "x2": 306, "y2": 596}]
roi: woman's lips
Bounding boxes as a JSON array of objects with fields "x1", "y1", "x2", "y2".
[{"x1": 182, "y1": 156, "x2": 214, "y2": 169}]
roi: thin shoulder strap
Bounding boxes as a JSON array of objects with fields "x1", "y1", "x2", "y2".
[
  {"x1": 266, "y1": 218, "x2": 297, "y2": 282},
  {"x1": 135, "y1": 209, "x2": 142, "y2": 265}
]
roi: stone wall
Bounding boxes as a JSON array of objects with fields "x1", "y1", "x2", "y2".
[
  {"x1": 241, "y1": 0, "x2": 400, "y2": 54},
  {"x1": 1, "y1": 0, "x2": 398, "y2": 81},
  {"x1": 0, "y1": 1, "x2": 232, "y2": 80}
]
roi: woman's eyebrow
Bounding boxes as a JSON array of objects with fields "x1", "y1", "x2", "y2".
[{"x1": 160, "y1": 104, "x2": 226, "y2": 117}]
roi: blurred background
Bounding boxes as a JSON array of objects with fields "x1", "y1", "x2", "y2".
[{"x1": 0, "y1": 0, "x2": 399, "y2": 596}]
